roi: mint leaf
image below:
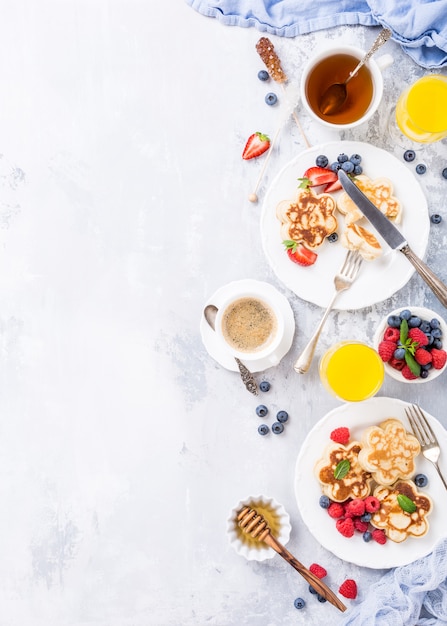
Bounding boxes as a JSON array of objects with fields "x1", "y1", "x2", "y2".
[
  {"x1": 405, "y1": 351, "x2": 421, "y2": 376},
  {"x1": 283, "y1": 240, "x2": 297, "y2": 252},
  {"x1": 400, "y1": 319, "x2": 408, "y2": 344},
  {"x1": 298, "y1": 177, "x2": 311, "y2": 189},
  {"x1": 397, "y1": 494, "x2": 417, "y2": 513},
  {"x1": 334, "y1": 459, "x2": 350, "y2": 480}
]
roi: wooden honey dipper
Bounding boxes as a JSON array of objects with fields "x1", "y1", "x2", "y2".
[{"x1": 237, "y1": 506, "x2": 347, "y2": 612}]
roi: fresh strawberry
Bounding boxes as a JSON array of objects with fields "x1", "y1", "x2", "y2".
[
  {"x1": 339, "y1": 579, "x2": 358, "y2": 599},
  {"x1": 283, "y1": 240, "x2": 317, "y2": 266},
  {"x1": 242, "y1": 132, "x2": 270, "y2": 160},
  {"x1": 323, "y1": 178, "x2": 343, "y2": 193},
  {"x1": 298, "y1": 166, "x2": 337, "y2": 189}
]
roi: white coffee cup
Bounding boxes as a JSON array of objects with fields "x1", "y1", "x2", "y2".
[
  {"x1": 300, "y1": 45, "x2": 393, "y2": 131},
  {"x1": 215, "y1": 291, "x2": 284, "y2": 364}
]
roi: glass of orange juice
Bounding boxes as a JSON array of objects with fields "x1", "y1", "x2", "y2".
[
  {"x1": 319, "y1": 341, "x2": 384, "y2": 402},
  {"x1": 391, "y1": 75, "x2": 447, "y2": 144}
]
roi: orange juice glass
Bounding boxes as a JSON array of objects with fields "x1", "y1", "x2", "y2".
[
  {"x1": 395, "y1": 75, "x2": 447, "y2": 143},
  {"x1": 319, "y1": 341, "x2": 384, "y2": 402}
]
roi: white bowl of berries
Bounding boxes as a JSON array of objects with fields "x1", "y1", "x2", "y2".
[{"x1": 374, "y1": 306, "x2": 447, "y2": 383}]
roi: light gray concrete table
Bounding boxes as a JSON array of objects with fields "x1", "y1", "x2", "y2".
[{"x1": 0, "y1": 2, "x2": 446, "y2": 625}]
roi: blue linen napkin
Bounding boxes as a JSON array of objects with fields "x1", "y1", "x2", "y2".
[
  {"x1": 340, "y1": 537, "x2": 447, "y2": 626},
  {"x1": 185, "y1": 0, "x2": 447, "y2": 68}
]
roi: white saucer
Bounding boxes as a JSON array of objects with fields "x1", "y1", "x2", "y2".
[{"x1": 200, "y1": 279, "x2": 295, "y2": 372}]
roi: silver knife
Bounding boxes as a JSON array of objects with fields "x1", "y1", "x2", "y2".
[{"x1": 338, "y1": 170, "x2": 447, "y2": 308}]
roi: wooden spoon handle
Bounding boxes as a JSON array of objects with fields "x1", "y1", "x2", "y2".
[{"x1": 264, "y1": 534, "x2": 347, "y2": 612}]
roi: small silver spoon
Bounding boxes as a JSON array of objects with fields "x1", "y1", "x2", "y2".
[
  {"x1": 319, "y1": 28, "x2": 392, "y2": 115},
  {"x1": 204, "y1": 304, "x2": 258, "y2": 396}
]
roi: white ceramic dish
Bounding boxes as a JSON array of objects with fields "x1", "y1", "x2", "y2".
[
  {"x1": 373, "y1": 306, "x2": 447, "y2": 383},
  {"x1": 294, "y1": 397, "x2": 447, "y2": 569},
  {"x1": 260, "y1": 141, "x2": 429, "y2": 310},
  {"x1": 200, "y1": 279, "x2": 295, "y2": 372},
  {"x1": 226, "y1": 494, "x2": 291, "y2": 561}
]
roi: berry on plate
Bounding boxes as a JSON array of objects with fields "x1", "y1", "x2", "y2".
[
  {"x1": 283, "y1": 240, "x2": 318, "y2": 266},
  {"x1": 330, "y1": 426, "x2": 350, "y2": 445},
  {"x1": 298, "y1": 166, "x2": 338, "y2": 189},
  {"x1": 242, "y1": 132, "x2": 271, "y2": 160}
]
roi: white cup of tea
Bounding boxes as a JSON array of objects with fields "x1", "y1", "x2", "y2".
[
  {"x1": 214, "y1": 292, "x2": 285, "y2": 364},
  {"x1": 300, "y1": 45, "x2": 393, "y2": 130}
]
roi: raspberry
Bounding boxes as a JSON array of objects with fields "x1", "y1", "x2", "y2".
[
  {"x1": 330, "y1": 427, "x2": 350, "y2": 445},
  {"x1": 344, "y1": 498, "x2": 366, "y2": 518},
  {"x1": 327, "y1": 502, "x2": 345, "y2": 518},
  {"x1": 339, "y1": 579, "x2": 358, "y2": 599},
  {"x1": 353, "y1": 518, "x2": 369, "y2": 533},
  {"x1": 402, "y1": 365, "x2": 418, "y2": 380},
  {"x1": 389, "y1": 357, "x2": 405, "y2": 371},
  {"x1": 431, "y1": 348, "x2": 447, "y2": 370},
  {"x1": 336, "y1": 517, "x2": 355, "y2": 538},
  {"x1": 364, "y1": 496, "x2": 380, "y2": 513},
  {"x1": 414, "y1": 347, "x2": 432, "y2": 365},
  {"x1": 383, "y1": 327, "x2": 400, "y2": 342},
  {"x1": 309, "y1": 563, "x2": 327, "y2": 579},
  {"x1": 372, "y1": 529, "x2": 387, "y2": 545},
  {"x1": 408, "y1": 328, "x2": 429, "y2": 347},
  {"x1": 378, "y1": 340, "x2": 396, "y2": 361}
]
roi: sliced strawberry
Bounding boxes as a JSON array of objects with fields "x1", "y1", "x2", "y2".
[
  {"x1": 283, "y1": 240, "x2": 317, "y2": 266},
  {"x1": 242, "y1": 132, "x2": 270, "y2": 160},
  {"x1": 299, "y1": 166, "x2": 337, "y2": 188},
  {"x1": 323, "y1": 178, "x2": 343, "y2": 193}
]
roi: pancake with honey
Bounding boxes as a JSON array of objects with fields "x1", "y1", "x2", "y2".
[
  {"x1": 341, "y1": 222, "x2": 382, "y2": 261},
  {"x1": 276, "y1": 188, "x2": 338, "y2": 249},
  {"x1": 337, "y1": 174, "x2": 402, "y2": 225},
  {"x1": 314, "y1": 440, "x2": 373, "y2": 502},
  {"x1": 358, "y1": 418, "x2": 420, "y2": 485},
  {"x1": 370, "y1": 480, "x2": 433, "y2": 543}
]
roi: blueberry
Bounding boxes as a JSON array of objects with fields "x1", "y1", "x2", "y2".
[
  {"x1": 258, "y1": 424, "x2": 269, "y2": 436},
  {"x1": 394, "y1": 347, "x2": 406, "y2": 360},
  {"x1": 257, "y1": 69, "x2": 269, "y2": 81},
  {"x1": 272, "y1": 421, "x2": 284, "y2": 434},
  {"x1": 404, "y1": 149, "x2": 416, "y2": 162},
  {"x1": 363, "y1": 531, "x2": 372, "y2": 542},
  {"x1": 361, "y1": 512, "x2": 372, "y2": 522},
  {"x1": 430, "y1": 318, "x2": 441, "y2": 329},
  {"x1": 294, "y1": 597, "x2": 306, "y2": 610},
  {"x1": 353, "y1": 164, "x2": 363, "y2": 175},
  {"x1": 337, "y1": 153, "x2": 349, "y2": 163},
  {"x1": 265, "y1": 92, "x2": 278, "y2": 106},
  {"x1": 316, "y1": 154, "x2": 329, "y2": 168},
  {"x1": 416, "y1": 163, "x2": 427, "y2": 175},
  {"x1": 420, "y1": 369, "x2": 429, "y2": 379},
  {"x1": 399, "y1": 309, "x2": 412, "y2": 321},
  {"x1": 414, "y1": 473, "x2": 428, "y2": 487},
  {"x1": 419, "y1": 321, "x2": 431, "y2": 334},
  {"x1": 256, "y1": 405, "x2": 268, "y2": 417},
  {"x1": 327, "y1": 232, "x2": 338, "y2": 243},
  {"x1": 408, "y1": 315, "x2": 422, "y2": 328},
  {"x1": 317, "y1": 594, "x2": 327, "y2": 603},
  {"x1": 443, "y1": 167, "x2": 447, "y2": 179},
  {"x1": 350, "y1": 154, "x2": 362, "y2": 165},
  {"x1": 259, "y1": 381, "x2": 271, "y2": 392},
  {"x1": 431, "y1": 214, "x2": 442, "y2": 224},
  {"x1": 432, "y1": 328, "x2": 442, "y2": 339},
  {"x1": 433, "y1": 338, "x2": 443, "y2": 349},
  {"x1": 276, "y1": 410, "x2": 289, "y2": 423},
  {"x1": 309, "y1": 585, "x2": 317, "y2": 595},
  {"x1": 387, "y1": 315, "x2": 402, "y2": 328},
  {"x1": 341, "y1": 160, "x2": 355, "y2": 173},
  {"x1": 330, "y1": 161, "x2": 342, "y2": 172},
  {"x1": 319, "y1": 495, "x2": 331, "y2": 509},
  {"x1": 421, "y1": 362, "x2": 433, "y2": 370}
]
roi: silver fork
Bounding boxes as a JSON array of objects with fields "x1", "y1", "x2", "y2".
[
  {"x1": 294, "y1": 250, "x2": 363, "y2": 374},
  {"x1": 405, "y1": 404, "x2": 447, "y2": 491}
]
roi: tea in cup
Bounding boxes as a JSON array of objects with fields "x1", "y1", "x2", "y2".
[
  {"x1": 300, "y1": 45, "x2": 393, "y2": 130},
  {"x1": 319, "y1": 341, "x2": 384, "y2": 402},
  {"x1": 215, "y1": 293, "x2": 284, "y2": 363},
  {"x1": 395, "y1": 75, "x2": 447, "y2": 143}
]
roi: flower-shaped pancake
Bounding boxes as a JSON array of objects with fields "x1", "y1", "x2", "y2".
[
  {"x1": 337, "y1": 175, "x2": 402, "y2": 225},
  {"x1": 276, "y1": 188, "x2": 337, "y2": 249},
  {"x1": 371, "y1": 480, "x2": 433, "y2": 543},
  {"x1": 314, "y1": 441, "x2": 373, "y2": 502},
  {"x1": 358, "y1": 418, "x2": 420, "y2": 485}
]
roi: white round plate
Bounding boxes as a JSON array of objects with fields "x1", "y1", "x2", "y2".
[
  {"x1": 200, "y1": 279, "x2": 295, "y2": 372},
  {"x1": 373, "y1": 306, "x2": 447, "y2": 383},
  {"x1": 260, "y1": 141, "x2": 429, "y2": 310},
  {"x1": 294, "y1": 396, "x2": 447, "y2": 569}
]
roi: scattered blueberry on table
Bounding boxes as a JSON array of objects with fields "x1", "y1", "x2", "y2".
[
  {"x1": 442, "y1": 167, "x2": 447, "y2": 179},
  {"x1": 257, "y1": 69, "x2": 269, "y2": 81},
  {"x1": 431, "y1": 214, "x2": 442, "y2": 224},
  {"x1": 272, "y1": 422, "x2": 284, "y2": 434},
  {"x1": 259, "y1": 380, "x2": 271, "y2": 392},
  {"x1": 294, "y1": 597, "x2": 305, "y2": 610},
  {"x1": 414, "y1": 473, "x2": 428, "y2": 487},
  {"x1": 416, "y1": 163, "x2": 427, "y2": 175},
  {"x1": 256, "y1": 404, "x2": 268, "y2": 417},
  {"x1": 404, "y1": 149, "x2": 416, "y2": 162},
  {"x1": 276, "y1": 410, "x2": 289, "y2": 423},
  {"x1": 265, "y1": 92, "x2": 277, "y2": 106},
  {"x1": 257, "y1": 424, "x2": 269, "y2": 436}
]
